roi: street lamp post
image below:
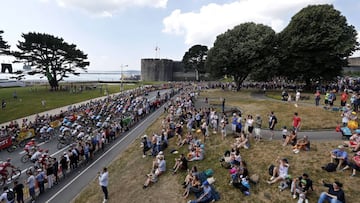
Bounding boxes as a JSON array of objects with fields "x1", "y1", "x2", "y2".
[{"x1": 121, "y1": 64, "x2": 128, "y2": 92}]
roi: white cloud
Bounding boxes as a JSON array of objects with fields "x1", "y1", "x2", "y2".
[
  {"x1": 56, "y1": 0, "x2": 168, "y2": 16},
  {"x1": 162, "y1": 0, "x2": 334, "y2": 46}
]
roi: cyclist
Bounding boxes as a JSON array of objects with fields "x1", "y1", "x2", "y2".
[
  {"x1": 24, "y1": 139, "x2": 37, "y2": 154},
  {"x1": 30, "y1": 149, "x2": 42, "y2": 163},
  {"x1": 0, "y1": 158, "x2": 16, "y2": 179}
]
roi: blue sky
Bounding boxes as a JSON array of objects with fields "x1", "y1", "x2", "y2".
[{"x1": 0, "y1": 0, "x2": 359, "y2": 71}]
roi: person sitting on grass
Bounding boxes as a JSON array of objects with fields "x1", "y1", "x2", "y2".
[
  {"x1": 317, "y1": 180, "x2": 345, "y2": 203},
  {"x1": 143, "y1": 155, "x2": 166, "y2": 189},
  {"x1": 267, "y1": 157, "x2": 290, "y2": 185},
  {"x1": 343, "y1": 129, "x2": 360, "y2": 152},
  {"x1": 179, "y1": 132, "x2": 193, "y2": 147},
  {"x1": 290, "y1": 173, "x2": 313, "y2": 201},
  {"x1": 283, "y1": 130, "x2": 297, "y2": 147},
  {"x1": 340, "y1": 151, "x2": 360, "y2": 177},
  {"x1": 292, "y1": 135, "x2": 310, "y2": 154},
  {"x1": 183, "y1": 166, "x2": 199, "y2": 187},
  {"x1": 183, "y1": 175, "x2": 202, "y2": 198},
  {"x1": 172, "y1": 153, "x2": 188, "y2": 174},
  {"x1": 232, "y1": 132, "x2": 249, "y2": 150},
  {"x1": 187, "y1": 181, "x2": 213, "y2": 203},
  {"x1": 188, "y1": 145, "x2": 204, "y2": 162},
  {"x1": 330, "y1": 145, "x2": 348, "y2": 170}
]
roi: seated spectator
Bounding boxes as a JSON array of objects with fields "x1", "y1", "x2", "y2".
[
  {"x1": 317, "y1": 180, "x2": 345, "y2": 203},
  {"x1": 188, "y1": 145, "x2": 204, "y2": 162},
  {"x1": 183, "y1": 175, "x2": 202, "y2": 198},
  {"x1": 187, "y1": 181, "x2": 213, "y2": 203},
  {"x1": 179, "y1": 132, "x2": 193, "y2": 147},
  {"x1": 232, "y1": 133, "x2": 249, "y2": 150},
  {"x1": 292, "y1": 135, "x2": 310, "y2": 154},
  {"x1": 343, "y1": 130, "x2": 360, "y2": 152},
  {"x1": 330, "y1": 145, "x2": 348, "y2": 170},
  {"x1": 183, "y1": 166, "x2": 199, "y2": 187},
  {"x1": 290, "y1": 173, "x2": 313, "y2": 201},
  {"x1": 143, "y1": 155, "x2": 166, "y2": 189},
  {"x1": 341, "y1": 151, "x2": 360, "y2": 177},
  {"x1": 267, "y1": 157, "x2": 290, "y2": 185},
  {"x1": 283, "y1": 130, "x2": 297, "y2": 146},
  {"x1": 232, "y1": 176, "x2": 251, "y2": 196},
  {"x1": 172, "y1": 153, "x2": 188, "y2": 174}
]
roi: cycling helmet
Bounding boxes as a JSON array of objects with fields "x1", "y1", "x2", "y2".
[{"x1": 7, "y1": 158, "x2": 11, "y2": 162}]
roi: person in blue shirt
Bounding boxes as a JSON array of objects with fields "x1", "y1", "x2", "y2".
[
  {"x1": 188, "y1": 181, "x2": 213, "y2": 203},
  {"x1": 330, "y1": 145, "x2": 348, "y2": 170}
]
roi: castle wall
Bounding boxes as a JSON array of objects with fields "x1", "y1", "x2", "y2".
[{"x1": 141, "y1": 58, "x2": 196, "y2": 81}]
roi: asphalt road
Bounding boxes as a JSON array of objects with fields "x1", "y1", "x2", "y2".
[
  {"x1": 1, "y1": 89, "x2": 345, "y2": 203},
  {"x1": 0, "y1": 89, "x2": 170, "y2": 193}
]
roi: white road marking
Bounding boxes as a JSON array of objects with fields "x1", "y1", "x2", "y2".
[{"x1": 45, "y1": 105, "x2": 162, "y2": 203}]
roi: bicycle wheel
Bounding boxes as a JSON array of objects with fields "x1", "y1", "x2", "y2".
[
  {"x1": 21, "y1": 154, "x2": 30, "y2": 163},
  {"x1": 6, "y1": 145, "x2": 16, "y2": 153},
  {"x1": 19, "y1": 140, "x2": 27, "y2": 147},
  {"x1": 0, "y1": 177, "x2": 5, "y2": 187},
  {"x1": 11, "y1": 168, "x2": 21, "y2": 180}
]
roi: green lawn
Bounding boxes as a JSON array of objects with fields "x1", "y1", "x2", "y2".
[{"x1": 0, "y1": 83, "x2": 137, "y2": 123}]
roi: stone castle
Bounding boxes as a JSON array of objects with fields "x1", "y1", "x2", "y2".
[{"x1": 141, "y1": 58, "x2": 196, "y2": 81}]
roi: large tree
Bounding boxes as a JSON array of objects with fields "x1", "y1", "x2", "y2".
[
  {"x1": 278, "y1": 4, "x2": 359, "y2": 87},
  {"x1": 206, "y1": 22, "x2": 278, "y2": 90},
  {"x1": 182, "y1": 44, "x2": 208, "y2": 81},
  {"x1": 13, "y1": 32, "x2": 90, "y2": 89},
  {"x1": 0, "y1": 30, "x2": 10, "y2": 55}
]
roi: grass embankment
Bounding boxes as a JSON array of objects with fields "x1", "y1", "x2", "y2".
[
  {"x1": 204, "y1": 89, "x2": 340, "y2": 130},
  {"x1": 0, "y1": 84, "x2": 135, "y2": 124},
  {"x1": 74, "y1": 89, "x2": 359, "y2": 203}
]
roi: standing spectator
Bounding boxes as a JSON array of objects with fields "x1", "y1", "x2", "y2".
[
  {"x1": 231, "y1": 113, "x2": 238, "y2": 134},
  {"x1": 60, "y1": 152, "x2": 69, "y2": 179},
  {"x1": 52, "y1": 158, "x2": 59, "y2": 184},
  {"x1": 35, "y1": 169, "x2": 46, "y2": 195},
  {"x1": 340, "y1": 91, "x2": 348, "y2": 107},
  {"x1": 46, "y1": 161, "x2": 54, "y2": 189},
  {"x1": 0, "y1": 186, "x2": 15, "y2": 203},
  {"x1": 315, "y1": 90, "x2": 321, "y2": 106},
  {"x1": 99, "y1": 167, "x2": 109, "y2": 203},
  {"x1": 26, "y1": 171, "x2": 36, "y2": 203},
  {"x1": 13, "y1": 181, "x2": 24, "y2": 203},
  {"x1": 254, "y1": 115, "x2": 262, "y2": 141},
  {"x1": 220, "y1": 119, "x2": 227, "y2": 140},
  {"x1": 295, "y1": 90, "x2": 301, "y2": 103},
  {"x1": 1, "y1": 99, "x2": 6, "y2": 110},
  {"x1": 269, "y1": 112, "x2": 277, "y2": 140},
  {"x1": 292, "y1": 112, "x2": 301, "y2": 133},
  {"x1": 222, "y1": 98, "x2": 226, "y2": 113},
  {"x1": 317, "y1": 180, "x2": 345, "y2": 203}
]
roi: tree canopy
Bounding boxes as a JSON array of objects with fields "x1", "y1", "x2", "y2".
[
  {"x1": 205, "y1": 22, "x2": 277, "y2": 90},
  {"x1": 182, "y1": 44, "x2": 208, "y2": 81},
  {"x1": 0, "y1": 30, "x2": 10, "y2": 55},
  {"x1": 278, "y1": 4, "x2": 359, "y2": 86},
  {"x1": 13, "y1": 32, "x2": 90, "y2": 89}
]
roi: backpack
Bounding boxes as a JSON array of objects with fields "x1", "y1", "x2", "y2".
[
  {"x1": 7, "y1": 189, "x2": 15, "y2": 202},
  {"x1": 322, "y1": 162, "x2": 337, "y2": 172},
  {"x1": 268, "y1": 164, "x2": 275, "y2": 176},
  {"x1": 273, "y1": 116, "x2": 278, "y2": 124}
]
